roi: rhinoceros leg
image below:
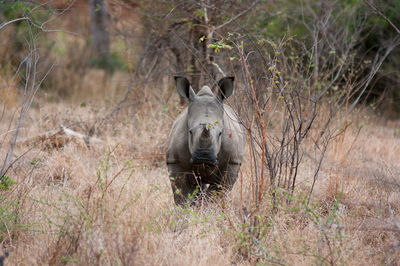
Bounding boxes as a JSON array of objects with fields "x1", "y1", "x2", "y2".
[
  {"x1": 208, "y1": 163, "x2": 240, "y2": 194},
  {"x1": 168, "y1": 164, "x2": 203, "y2": 206}
]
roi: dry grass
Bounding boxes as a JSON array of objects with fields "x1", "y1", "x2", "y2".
[{"x1": 0, "y1": 76, "x2": 399, "y2": 266}]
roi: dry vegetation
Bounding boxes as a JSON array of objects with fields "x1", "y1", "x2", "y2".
[
  {"x1": 0, "y1": 79, "x2": 399, "y2": 265},
  {"x1": 1, "y1": 0, "x2": 400, "y2": 265}
]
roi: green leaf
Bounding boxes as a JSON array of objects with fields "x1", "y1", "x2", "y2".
[{"x1": 0, "y1": 176, "x2": 17, "y2": 191}]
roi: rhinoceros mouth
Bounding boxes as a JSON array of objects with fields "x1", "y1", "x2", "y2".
[
  {"x1": 190, "y1": 148, "x2": 218, "y2": 166},
  {"x1": 190, "y1": 158, "x2": 218, "y2": 166}
]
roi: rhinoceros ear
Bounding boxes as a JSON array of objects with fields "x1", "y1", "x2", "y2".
[
  {"x1": 217, "y1": 76, "x2": 234, "y2": 101},
  {"x1": 175, "y1": 76, "x2": 196, "y2": 101}
]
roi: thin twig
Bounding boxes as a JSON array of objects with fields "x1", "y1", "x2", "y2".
[{"x1": 363, "y1": 0, "x2": 400, "y2": 35}]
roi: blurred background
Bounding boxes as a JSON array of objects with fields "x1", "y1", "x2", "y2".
[{"x1": 1, "y1": 0, "x2": 399, "y2": 115}]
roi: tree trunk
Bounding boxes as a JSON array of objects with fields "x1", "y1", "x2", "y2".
[
  {"x1": 190, "y1": 24, "x2": 202, "y2": 92},
  {"x1": 171, "y1": 47, "x2": 186, "y2": 105},
  {"x1": 90, "y1": 0, "x2": 110, "y2": 69}
]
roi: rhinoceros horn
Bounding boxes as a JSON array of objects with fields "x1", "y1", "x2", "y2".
[{"x1": 201, "y1": 125, "x2": 210, "y2": 138}]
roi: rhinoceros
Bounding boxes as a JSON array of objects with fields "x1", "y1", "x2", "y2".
[{"x1": 166, "y1": 76, "x2": 245, "y2": 205}]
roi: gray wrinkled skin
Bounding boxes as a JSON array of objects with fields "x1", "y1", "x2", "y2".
[{"x1": 166, "y1": 76, "x2": 245, "y2": 205}]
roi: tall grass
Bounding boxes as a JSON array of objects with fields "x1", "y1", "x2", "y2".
[{"x1": 0, "y1": 81, "x2": 399, "y2": 264}]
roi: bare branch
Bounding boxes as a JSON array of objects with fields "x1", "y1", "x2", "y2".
[
  {"x1": 0, "y1": 17, "x2": 30, "y2": 31},
  {"x1": 213, "y1": 0, "x2": 260, "y2": 31},
  {"x1": 211, "y1": 62, "x2": 225, "y2": 76},
  {"x1": 349, "y1": 40, "x2": 400, "y2": 112},
  {"x1": 364, "y1": 0, "x2": 400, "y2": 35},
  {"x1": 0, "y1": 22, "x2": 55, "y2": 180},
  {"x1": 0, "y1": 2, "x2": 83, "y2": 37}
]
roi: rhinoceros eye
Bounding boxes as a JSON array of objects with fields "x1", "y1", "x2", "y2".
[
  {"x1": 218, "y1": 131, "x2": 222, "y2": 137},
  {"x1": 189, "y1": 129, "x2": 193, "y2": 136}
]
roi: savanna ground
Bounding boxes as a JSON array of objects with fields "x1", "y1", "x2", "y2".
[
  {"x1": 1, "y1": 0, "x2": 400, "y2": 265},
  {"x1": 1, "y1": 74, "x2": 399, "y2": 265}
]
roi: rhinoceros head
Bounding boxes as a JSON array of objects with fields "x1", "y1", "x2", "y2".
[{"x1": 174, "y1": 76, "x2": 234, "y2": 166}]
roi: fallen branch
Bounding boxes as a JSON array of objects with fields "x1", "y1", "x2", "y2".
[
  {"x1": 17, "y1": 125, "x2": 103, "y2": 149},
  {"x1": 60, "y1": 125, "x2": 103, "y2": 146}
]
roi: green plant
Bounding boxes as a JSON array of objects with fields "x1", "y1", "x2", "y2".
[
  {"x1": 0, "y1": 196, "x2": 29, "y2": 244},
  {"x1": 0, "y1": 176, "x2": 17, "y2": 191},
  {"x1": 301, "y1": 192, "x2": 345, "y2": 265}
]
